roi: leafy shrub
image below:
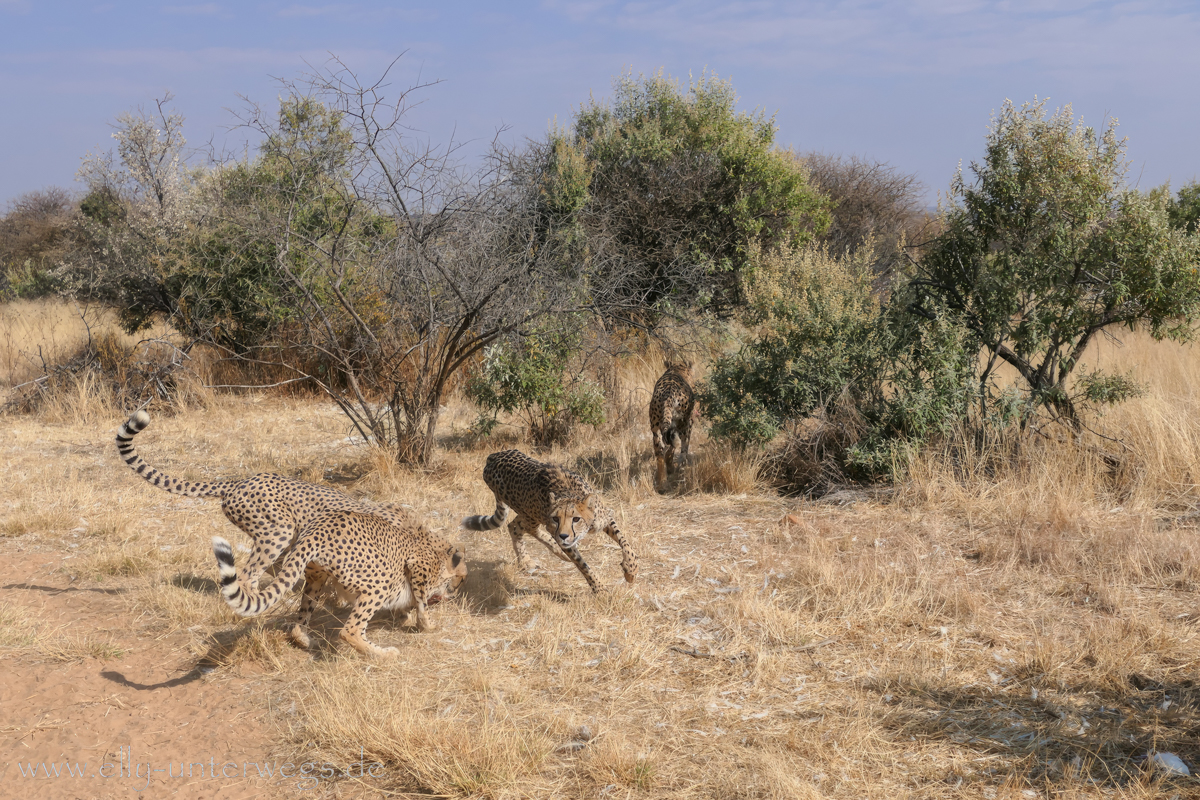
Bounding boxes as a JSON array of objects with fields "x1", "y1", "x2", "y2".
[
  {"x1": 701, "y1": 243, "x2": 880, "y2": 445},
  {"x1": 1168, "y1": 179, "x2": 1200, "y2": 234},
  {"x1": 915, "y1": 99, "x2": 1200, "y2": 429},
  {"x1": 542, "y1": 71, "x2": 831, "y2": 315},
  {"x1": 700, "y1": 243, "x2": 977, "y2": 484},
  {"x1": 467, "y1": 324, "x2": 605, "y2": 446}
]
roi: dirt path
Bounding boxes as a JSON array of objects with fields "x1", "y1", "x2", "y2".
[{"x1": 0, "y1": 548, "x2": 300, "y2": 800}]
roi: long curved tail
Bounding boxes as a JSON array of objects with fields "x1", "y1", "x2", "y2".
[
  {"x1": 116, "y1": 411, "x2": 231, "y2": 498},
  {"x1": 657, "y1": 410, "x2": 683, "y2": 453},
  {"x1": 462, "y1": 499, "x2": 508, "y2": 531},
  {"x1": 212, "y1": 536, "x2": 307, "y2": 616}
]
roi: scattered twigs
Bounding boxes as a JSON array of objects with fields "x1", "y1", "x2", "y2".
[{"x1": 669, "y1": 645, "x2": 750, "y2": 662}]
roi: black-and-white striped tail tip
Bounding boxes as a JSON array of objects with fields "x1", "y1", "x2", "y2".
[
  {"x1": 212, "y1": 537, "x2": 236, "y2": 569},
  {"x1": 118, "y1": 410, "x2": 151, "y2": 436}
]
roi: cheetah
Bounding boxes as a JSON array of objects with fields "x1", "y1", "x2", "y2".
[
  {"x1": 116, "y1": 410, "x2": 413, "y2": 592},
  {"x1": 462, "y1": 449, "x2": 637, "y2": 592},
  {"x1": 650, "y1": 360, "x2": 695, "y2": 492},
  {"x1": 213, "y1": 510, "x2": 466, "y2": 658}
]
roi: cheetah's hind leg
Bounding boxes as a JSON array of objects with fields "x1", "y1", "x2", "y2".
[
  {"x1": 291, "y1": 562, "x2": 332, "y2": 650},
  {"x1": 666, "y1": 428, "x2": 682, "y2": 475},
  {"x1": 239, "y1": 524, "x2": 295, "y2": 593},
  {"x1": 652, "y1": 429, "x2": 668, "y2": 493}
]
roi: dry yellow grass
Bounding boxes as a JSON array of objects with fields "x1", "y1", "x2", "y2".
[
  {"x1": 3, "y1": 301, "x2": 1200, "y2": 797},
  {"x1": 0, "y1": 299, "x2": 179, "y2": 386},
  {"x1": 0, "y1": 298, "x2": 214, "y2": 423}
]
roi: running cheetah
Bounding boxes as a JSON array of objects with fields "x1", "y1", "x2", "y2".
[
  {"x1": 213, "y1": 510, "x2": 466, "y2": 658},
  {"x1": 116, "y1": 410, "x2": 413, "y2": 592},
  {"x1": 650, "y1": 360, "x2": 695, "y2": 492},
  {"x1": 462, "y1": 449, "x2": 637, "y2": 592}
]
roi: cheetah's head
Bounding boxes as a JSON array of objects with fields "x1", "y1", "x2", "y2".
[
  {"x1": 547, "y1": 492, "x2": 595, "y2": 549},
  {"x1": 428, "y1": 545, "x2": 468, "y2": 605},
  {"x1": 664, "y1": 359, "x2": 693, "y2": 378}
]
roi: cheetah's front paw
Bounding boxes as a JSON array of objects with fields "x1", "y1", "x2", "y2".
[{"x1": 289, "y1": 624, "x2": 312, "y2": 649}]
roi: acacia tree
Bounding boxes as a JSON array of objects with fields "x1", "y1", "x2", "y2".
[
  {"x1": 212, "y1": 61, "x2": 603, "y2": 463},
  {"x1": 913, "y1": 99, "x2": 1200, "y2": 429},
  {"x1": 62, "y1": 95, "x2": 198, "y2": 333}
]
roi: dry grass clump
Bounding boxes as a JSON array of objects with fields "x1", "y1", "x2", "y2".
[
  {"x1": 138, "y1": 578, "x2": 240, "y2": 634},
  {"x1": 198, "y1": 623, "x2": 295, "y2": 672},
  {"x1": 679, "y1": 439, "x2": 766, "y2": 496},
  {"x1": 81, "y1": 535, "x2": 193, "y2": 579},
  {"x1": 0, "y1": 600, "x2": 41, "y2": 648},
  {"x1": 1, "y1": 299, "x2": 213, "y2": 420},
  {"x1": 39, "y1": 632, "x2": 127, "y2": 662},
  {"x1": 755, "y1": 407, "x2": 866, "y2": 495},
  {"x1": 286, "y1": 666, "x2": 556, "y2": 797},
  {"x1": 0, "y1": 600, "x2": 127, "y2": 662},
  {"x1": 1, "y1": 299, "x2": 103, "y2": 385}
]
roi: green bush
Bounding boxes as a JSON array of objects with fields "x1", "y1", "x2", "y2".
[
  {"x1": 1168, "y1": 179, "x2": 1200, "y2": 234},
  {"x1": 467, "y1": 323, "x2": 605, "y2": 446},
  {"x1": 700, "y1": 243, "x2": 977, "y2": 483},
  {"x1": 700, "y1": 243, "x2": 880, "y2": 445},
  {"x1": 916, "y1": 99, "x2": 1200, "y2": 429},
  {"x1": 542, "y1": 71, "x2": 830, "y2": 315}
]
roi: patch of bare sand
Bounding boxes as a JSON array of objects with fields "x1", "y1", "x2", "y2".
[{"x1": 0, "y1": 549, "x2": 305, "y2": 800}]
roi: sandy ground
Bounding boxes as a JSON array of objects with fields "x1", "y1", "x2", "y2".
[
  {"x1": 0, "y1": 547, "x2": 300, "y2": 800},
  {"x1": 4, "y1": 395, "x2": 1200, "y2": 798}
]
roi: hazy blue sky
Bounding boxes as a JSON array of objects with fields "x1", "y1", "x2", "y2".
[{"x1": 2, "y1": 1, "x2": 1197, "y2": 205}]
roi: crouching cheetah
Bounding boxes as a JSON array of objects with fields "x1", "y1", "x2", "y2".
[
  {"x1": 116, "y1": 410, "x2": 413, "y2": 592},
  {"x1": 462, "y1": 449, "x2": 637, "y2": 593},
  {"x1": 213, "y1": 510, "x2": 466, "y2": 658},
  {"x1": 650, "y1": 360, "x2": 695, "y2": 492}
]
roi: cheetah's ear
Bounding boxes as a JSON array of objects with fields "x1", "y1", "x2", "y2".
[
  {"x1": 548, "y1": 491, "x2": 557, "y2": 505},
  {"x1": 585, "y1": 494, "x2": 597, "y2": 510},
  {"x1": 452, "y1": 550, "x2": 464, "y2": 569}
]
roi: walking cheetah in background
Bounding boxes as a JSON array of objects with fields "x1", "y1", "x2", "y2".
[
  {"x1": 213, "y1": 510, "x2": 466, "y2": 658},
  {"x1": 462, "y1": 449, "x2": 637, "y2": 592},
  {"x1": 116, "y1": 410, "x2": 414, "y2": 592},
  {"x1": 650, "y1": 360, "x2": 695, "y2": 492}
]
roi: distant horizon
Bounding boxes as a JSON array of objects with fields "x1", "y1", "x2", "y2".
[{"x1": 2, "y1": 2, "x2": 1198, "y2": 208}]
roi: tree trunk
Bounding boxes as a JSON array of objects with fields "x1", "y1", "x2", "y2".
[{"x1": 392, "y1": 399, "x2": 442, "y2": 465}]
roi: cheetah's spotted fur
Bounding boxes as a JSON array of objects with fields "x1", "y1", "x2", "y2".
[
  {"x1": 649, "y1": 360, "x2": 695, "y2": 492},
  {"x1": 116, "y1": 410, "x2": 412, "y2": 592},
  {"x1": 213, "y1": 510, "x2": 466, "y2": 657},
  {"x1": 462, "y1": 449, "x2": 637, "y2": 592}
]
